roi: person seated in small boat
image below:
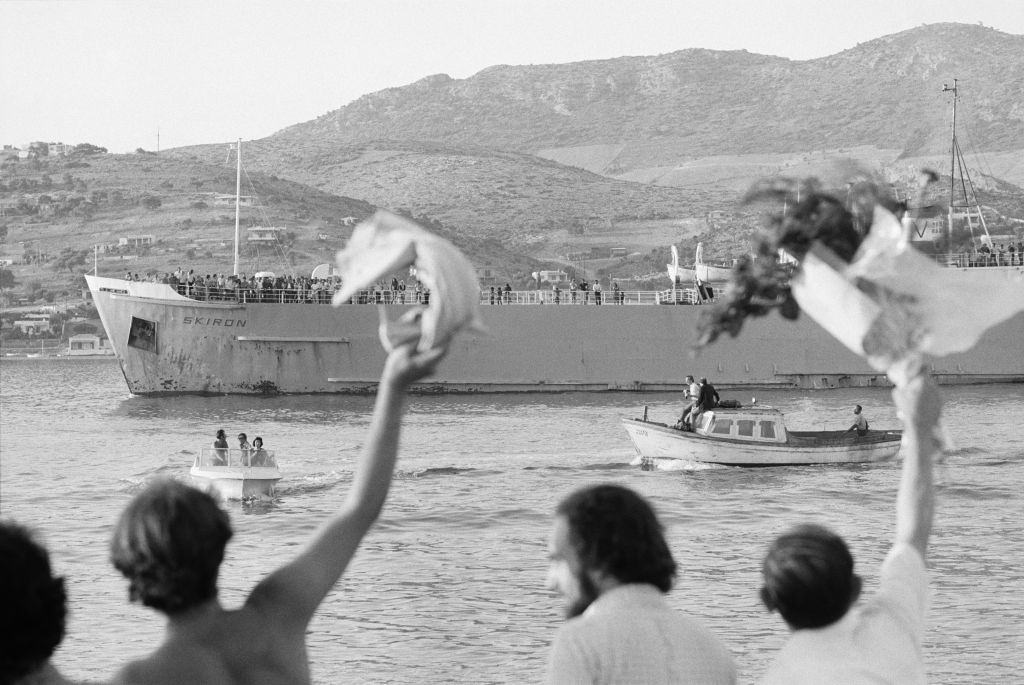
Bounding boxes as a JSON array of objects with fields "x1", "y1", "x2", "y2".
[
  {"x1": 249, "y1": 437, "x2": 269, "y2": 467},
  {"x1": 845, "y1": 405, "x2": 869, "y2": 437},
  {"x1": 108, "y1": 340, "x2": 447, "y2": 685},
  {"x1": 236, "y1": 433, "x2": 251, "y2": 464},
  {"x1": 212, "y1": 429, "x2": 228, "y2": 465}
]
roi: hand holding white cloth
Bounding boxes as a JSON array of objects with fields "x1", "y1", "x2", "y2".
[
  {"x1": 791, "y1": 205, "x2": 1024, "y2": 384},
  {"x1": 332, "y1": 211, "x2": 485, "y2": 351}
]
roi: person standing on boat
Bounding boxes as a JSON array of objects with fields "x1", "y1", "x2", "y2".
[
  {"x1": 678, "y1": 375, "x2": 700, "y2": 430},
  {"x1": 250, "y1": 437, "x2": 269, "y2": 467},
  {"x1": 236, "y1": 433, "x2": 251, "y2": 465},
  {"x1": 212, "y1": 429, "x2": 228, "y2": 465},
  {"x1": 689, "y1": 377, "x2": 720, "y2": 430},
  {"x1": 545, "y1": 484, "x2": 736, "y2": 684},
  {"x1": 107, "y1": 341, "x2": 447, "y2": 685},
  {"x1": 758, "y1": 373, "x2": 941, "y2": 684},
  {"x1": 846, "y1": 405, "x2": 868, "y2": 437}
]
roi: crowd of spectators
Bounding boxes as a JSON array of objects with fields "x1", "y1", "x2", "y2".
[
  {"x1": 124, "y1": 270, "x2": 432, "y2": 305},
  {"x1": 969, "y1": 241, "x2": 1023, "y2": 267},
  {"x1": 122, "y1": 270, "x2": 639, "y2": 305}
]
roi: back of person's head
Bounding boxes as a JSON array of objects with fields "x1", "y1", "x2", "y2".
[
  {"x1": 0, "y1": 522, "x2": 67, "y2": 685},
  {"x1": 215, "y1": 429, "x2": 226, "y2": 440},
  {"x1": 760, "y1": 523, "x2": 861, "y2": 629},
  {"x1": 556, "y1": 484, "x2": 676, "y2": 591},
  {"x1": 110, "y1": 479, "x2": 233, "y2": 615},
  {"x1": 700, "y1": 377, "x2": 708, "y2": 384}
]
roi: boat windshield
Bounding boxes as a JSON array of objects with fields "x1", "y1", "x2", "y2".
[
  {"x1": 197, "y1": 447, "x2": 277, "y2": 468},
  {"x1": 703, "y1": 413, "x2": 785, "y2": 442}
]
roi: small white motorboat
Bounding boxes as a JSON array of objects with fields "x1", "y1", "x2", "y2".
[
  {"x1": 622, "y1": 403, "x2": 902, "y2": 468},
  {"x1": 190, "y1": 447, "x2": 281, "y2": 499}
]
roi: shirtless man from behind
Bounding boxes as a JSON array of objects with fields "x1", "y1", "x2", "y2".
[{"x1": 109, "y1": 342, "x2": 446, "y2": 685}]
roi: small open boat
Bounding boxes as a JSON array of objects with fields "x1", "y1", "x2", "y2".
[
  {"x1": 622, "y1": 403, "x2": 901, "y2": 468},
  {"x1": 190, "y1": 447, "x2": 281, "y2": 499}
]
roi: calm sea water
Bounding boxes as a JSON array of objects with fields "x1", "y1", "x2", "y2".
[{"x1": 1, "y1": 358, "x2": 1022, "y2": 684}]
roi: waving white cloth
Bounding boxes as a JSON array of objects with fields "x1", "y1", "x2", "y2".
[
  {"x1": 332, "y1": 211, "x2": 485, "y2": 351},
  {"x1": 792, "y1": 205, "x2": 1024, "y2": 384}
]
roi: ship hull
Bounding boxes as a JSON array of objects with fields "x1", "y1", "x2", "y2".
[{"x1": 86, "y1": 275, "x2": 1024, "y2": 395}]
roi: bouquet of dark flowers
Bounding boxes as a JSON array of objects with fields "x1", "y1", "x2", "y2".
[{"x1": 696, "y1": 175, "x2": 1024, "y2": 386}]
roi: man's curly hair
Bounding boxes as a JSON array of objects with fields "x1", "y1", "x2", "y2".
[
  {"x1": 0, "y1": 522, "x2": 67, "y2": 685},
  {"x1": 110, "y1": 479, "x2": 233, "y2": 615},
  {"x1": 556, "y1": 484, "x2": 677, "y2": 591}
]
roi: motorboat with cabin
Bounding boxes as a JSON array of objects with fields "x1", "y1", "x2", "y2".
[
  {"x1": 190, "y1": 446, "x2": 281, "y2": 499},
  {"x1": 622, "y1": 401, "x2": 902, "y2": 468}
]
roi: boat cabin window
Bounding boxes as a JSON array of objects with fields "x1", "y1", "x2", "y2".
[
  {"x1": 736, "y1": 420, "x2": 755, "y2": 437},
  {"x1": 759, "y1": 421, "x2": 777, "y2": 439},
  {"x1": 711, "y1": 418, "x2": 732, "y2": 435}
]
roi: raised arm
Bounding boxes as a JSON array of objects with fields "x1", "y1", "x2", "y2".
[
  {"x1": 250, "y1": 342, "x2": 446, "y2": 625},
  {"x1": 892, "y1": 373, "x2": 943, "y2": 559}
]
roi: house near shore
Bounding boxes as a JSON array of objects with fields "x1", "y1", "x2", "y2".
[
  {"x1": 118, "y1": 235, "x2": 155, "y2": 248},
  {"x1": 67, "y1": 333, "x2": 112, "y2": 356},
  {"x1": 247, "y1": 227, "x2": 288, "y2": 244},
  {"x1": 214, "y1": 194, "x2": 254, "y2": 207},
  {"x1": 538, "y1": 270, "x2": 569, "y2": 283}
]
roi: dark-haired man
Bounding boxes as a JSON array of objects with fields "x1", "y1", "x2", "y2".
[
  {"x1": 759, "y1": 373, "x2": 941, "y2": 684},
  {"x1": 109, "y1": 342, "x2": 447, "y2": 685},
  {"x1": 545, "y1": 484, "x2": 735, "y2": 684},
  {"x1": 0, "y1": 522, "x2": 80, "y2": 685}
]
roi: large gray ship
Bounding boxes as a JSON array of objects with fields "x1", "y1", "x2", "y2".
[{"x1": 84, "y1": 272, "x2": 1024, "y2": 395}]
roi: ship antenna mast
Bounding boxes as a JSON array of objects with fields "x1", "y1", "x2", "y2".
[
  {"x1": 942, "y1": 79, "x2": 957, "y2": 249},
  {"x1": 233, "y1": 138, "x2": 241, "y2": 277},
  {"x1": 941, "y1": 79, "x2": 990, "y2": 256}
]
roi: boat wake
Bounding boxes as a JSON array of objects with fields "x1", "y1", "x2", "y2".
[
  {"x1": 636, "y1": 457, "x2": 730, "y2": 472},
  {"x1": 400, "y1": 466, "x2": 496, "y2": 479}
]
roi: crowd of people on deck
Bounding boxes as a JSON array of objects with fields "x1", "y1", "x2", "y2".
[
  {"x1": 124, "y1": 269, "x2": 433, "y2": 305},
  {"x1": 3, "y1": 326, "x2": 944, "y2": 684},
  {"x1": 124, "y1": 269, "x2": 642, "y2": 305},
  {"x1": 969, "y1": 241, "x2": 1024, "y2": 267}
]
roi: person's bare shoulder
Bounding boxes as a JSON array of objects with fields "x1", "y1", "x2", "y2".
[{"x1": 111, "y1": 645, "x2": 233, "y2": 685}]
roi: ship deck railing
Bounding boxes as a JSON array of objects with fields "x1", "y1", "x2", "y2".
[
  {"x1": 197, "y1": 447, "x2": 277, "y2": 468},
  {"x1": 170, "y1": 287, "x2": 714, "y2": 306},
  {"x1": 931, "y1": 250, "x2": 1023, "y2": 268}
]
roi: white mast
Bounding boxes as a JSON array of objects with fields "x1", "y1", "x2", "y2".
[
  {"x1": 942, "y1": 79, "x2": 958, "y2": 249},
  {"x1": 942, "y1": 79, "x2": 991, "y2": 254},
  {"x1": 233, "y1": 138, "x2": 241, "y2": 276}
]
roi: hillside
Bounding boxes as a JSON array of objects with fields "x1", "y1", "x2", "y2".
[
  {"x1": 271, "y1": 23, "x2": 1023, "y2": 165},
  {"x1": 168, "y1": 22, "x2": 1024, "y2": 249},
  {"x1": 0, "y1": 150, "x2": 556, "y2": 299},
  {"x1": 167, "y1": 140, "x2": 729, "y2": 254}
]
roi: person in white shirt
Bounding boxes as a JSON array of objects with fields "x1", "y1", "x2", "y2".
[
  {"x1": 759, "y1": 373, "x2": 941, "y2": 684},
  {"x1": 545, "y1": 484, "x2": 736, "y2": 685},
  {"x1": 677, "y1": 375, "x2": 701, "y2": 430}
]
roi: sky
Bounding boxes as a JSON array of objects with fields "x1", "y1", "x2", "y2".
[{"x1": 2, "y1": 0, "x2": 1022, "y2": 153}]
